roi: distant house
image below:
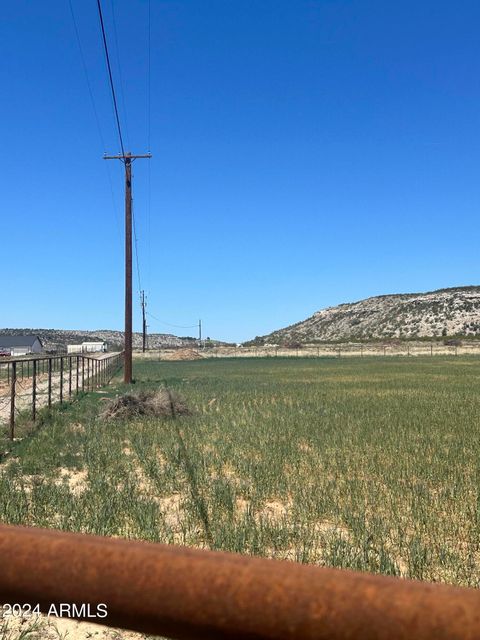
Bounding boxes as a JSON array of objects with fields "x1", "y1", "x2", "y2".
[
  {"x1": 67, "y1": 341, "x2": 107, "y2": 354},
  {"x1": 0, "y1": 335, "x2": 43, "y2": 357}
]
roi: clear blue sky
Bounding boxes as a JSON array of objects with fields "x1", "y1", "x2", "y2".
[{"x1": 2, "y1": 1, "x2": 480, "y2": 342}]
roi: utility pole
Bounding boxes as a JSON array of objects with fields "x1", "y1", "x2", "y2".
[
  {"x1": 198, "y1": 319, "x2": 202, "y2": 348},
  {"x1": 104, "y1": 152, "x2": 151, "y2": 383},
  {"x1": 141, "y1": 290, "x2": 147, "y2": 352}
]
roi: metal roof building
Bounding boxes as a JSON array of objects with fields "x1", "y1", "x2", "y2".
[{"x1": 0, "y1": 335, "x2": 43, "y2": 356}]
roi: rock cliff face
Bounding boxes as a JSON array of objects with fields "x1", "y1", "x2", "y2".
[{"x1": 248, "y1": 286, "x2": 480, "y2": 345}]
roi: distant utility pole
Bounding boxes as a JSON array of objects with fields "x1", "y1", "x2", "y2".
[
  {"x1": 104, "y1": 152, "x2": 151, "y2": 383},
  {"x1": 198, "y1": 319, "x2": 202, "y2": 347},
  {"x1": 141, "y1": 290, "x2": 147, "y2": 353}
]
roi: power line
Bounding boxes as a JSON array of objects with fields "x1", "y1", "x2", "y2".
[
  {"x1": 146, "y1": 312, "x2": 198, "y2": 330},
  {"x1": 110, "y1": 0, "x2": 131, "y2": 149},
  {"x1": 131, "y1": 189, "x2": 142, "y2": 293},
  {"x1": 97, "y1": 0, "x2": 151, "y2": 381},
  {"x1": 96, "y1": 0, "x2": 126, "y2": 158},
  {"x1": 146, "y1": 0, "x2": 152, "y2": 293},
  {"x1": 147, "y1": 0, "x2": 151, "y2": 152},
  {"x1": 69, "y1": 0, "x2": 106, "y2": 152},
  {"x1": 68, "y1": 0, "x2": 121, "y2": 239}
]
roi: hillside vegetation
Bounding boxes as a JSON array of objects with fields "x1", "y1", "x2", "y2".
[
  {"x1": 0, "y1": 328, "x2": 204, "y2": 352},
  {"x1": 248, "y1": 286, "x2": 480, "y2": 345}
]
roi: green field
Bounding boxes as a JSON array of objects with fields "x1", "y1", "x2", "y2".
[{"x1": 1, "y1": 356, "x2": 480, "y2": 587}]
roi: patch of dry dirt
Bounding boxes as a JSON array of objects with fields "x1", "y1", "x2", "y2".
[
  {"x1": 1, "y1": 612, "x2": 152, "y2": 639},
  {"x1": 162, "y1": 349, "x2": 203, "y2": 361}
]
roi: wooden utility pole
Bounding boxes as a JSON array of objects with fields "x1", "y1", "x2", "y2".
[
  {"x1": 141, "y1": 290, "x2": 147, "y2": 352},
  {"x1": 198, "y1": 319, "x2": 202, "y2": 346},
  {"x1": 104, "y1": 151, "x2": 151, "y2": 383}
]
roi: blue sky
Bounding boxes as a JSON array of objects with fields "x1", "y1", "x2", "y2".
[{"x1": 2, "y1": 1, "x2": 480, "y2": 342}]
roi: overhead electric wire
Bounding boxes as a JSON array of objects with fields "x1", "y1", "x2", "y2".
[
  {"x1": 96, "y1": 0, "x2": 150, "y2": 319},
  {"x1": 69, "y1": 0, "x2": 106, "y2": 152},
  {"x1": 147, "y1": 0, "x2": 151, "y2": 153},
  {"x1": 146, "y1": 0, "x2": 152, "y2": 294},
  {"x1": 96, "y1": 0, "x2": 126, "y2": 158},
  {"x1": 96, "y1": 0, "x2": 145, "y2": 297},
  {"x1": 110, "y1": 0, "x2": 131, "y2": 150},
  {"x1": 146, "y1": 312, "x2": 198, "y2": 330},
  {"x1": 131, "y1": 189, "x2": 142, "y2": 294},
  {"x1": 69, "y1": 0, "x2": 121, "y2": 240}
]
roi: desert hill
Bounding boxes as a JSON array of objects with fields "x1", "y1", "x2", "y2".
[{"x1": 247, "y1": 286, "x2": 480, "y2": 345}]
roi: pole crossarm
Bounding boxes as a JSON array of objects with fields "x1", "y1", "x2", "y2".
[{"x1": 104, "y1": 153, "x2": 152, "y2": 161}]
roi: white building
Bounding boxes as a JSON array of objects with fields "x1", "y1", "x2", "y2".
[
  {"x1": 67, "y1": 341, "x2": 107, "y2": 354},
  {"x1": 82, "y1": 341, "x2": 107, "y2": 353},
  {"x1": 0, "y1": 335, "x2": 44, "y2": 357}
]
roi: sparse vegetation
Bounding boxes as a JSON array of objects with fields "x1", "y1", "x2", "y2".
[{"x1": 2, "y1": 356, "x2": 480, "y2": 588}]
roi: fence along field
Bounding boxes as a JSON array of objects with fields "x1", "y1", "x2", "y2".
[
  {"x1": 0, "y1": 352, "x2": 123, "y2": 441},
  {"x1": 1, "y1": 355, "x2": 480, "y2": 590},
  {"x1": 140, "y1": 339, "x2": 480, "y2": 360}
]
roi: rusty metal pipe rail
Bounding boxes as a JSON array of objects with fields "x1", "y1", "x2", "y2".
[{"x1": 0, "y1": 525, "x2": 479, "y2": 639}]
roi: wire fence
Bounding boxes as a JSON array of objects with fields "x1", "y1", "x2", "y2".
[
  {"x1": 0, "y1": 352, "x2": 124, "y2": 441},
  {"x1": 134, "y1": 341, "x2": 480, "y2": 360},
  {"x1": 210, "y1": 343, "x2": 477, "y2": 358}
]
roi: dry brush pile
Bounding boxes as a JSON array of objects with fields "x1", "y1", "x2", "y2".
[{"x1": 100, "y1": 388, "x2": 191, "y2": 421}]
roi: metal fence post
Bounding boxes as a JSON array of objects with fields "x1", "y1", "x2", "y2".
[
  {"x1": 48, "y1": 358, "x2": 52, "y2": 408},
  {"x1": 32, "y1": 359, "x2": 37, "y2": 422},
  {"x1": 60, "y1": 357, "x2": 64, "y2": 404},
  {"x1": 76, "y1": 356, "x2": 79, "y2": 395},
  {"x1": 9, "y1": 361, "x2": 16, "y2": 441},
  {"x1": 69, "y1": 356, "x2": 72, "y2": 398},
  {"x1": 82, "y1": 358, "x2": 85, "y2": 392}
]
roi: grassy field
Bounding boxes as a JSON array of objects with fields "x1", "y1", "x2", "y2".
[{"x1": 2, "y1": 356, "x2": 480, "y2": 589}]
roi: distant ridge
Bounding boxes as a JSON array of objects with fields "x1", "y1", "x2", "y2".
[
  {"x1": 0, "y1": 328, "x2": 210, "y2": 352},
  {"x1": 246, "y1": 286, "x2": 480, "y2": 345}
]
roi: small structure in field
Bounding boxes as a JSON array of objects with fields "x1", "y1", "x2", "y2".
[
  {"x1": 67, "y1": 341, "x2": 107, "y2": 354},
  {"x1": 0, "y1": 335, "x2": 43, "y2": 357}
]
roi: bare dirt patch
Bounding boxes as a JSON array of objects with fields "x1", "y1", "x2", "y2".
[
  {"x1": 55, "y1": 467, "x2": 88, "y2": 496},
  {"x1": 1, "y1": 612, "x2": 149, "y2": 640},
  {"x1": 162, "y1": 349, "x2": 203, "y2": 361}
]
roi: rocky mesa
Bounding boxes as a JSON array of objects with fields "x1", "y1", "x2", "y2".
[{"x1": 247, "y1": 286, "x2": 480, "y2": 345}]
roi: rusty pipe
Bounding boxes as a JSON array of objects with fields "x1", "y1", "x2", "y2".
[{"x1": 0, "y1": 524, "x2": 479, "y2": 639}]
